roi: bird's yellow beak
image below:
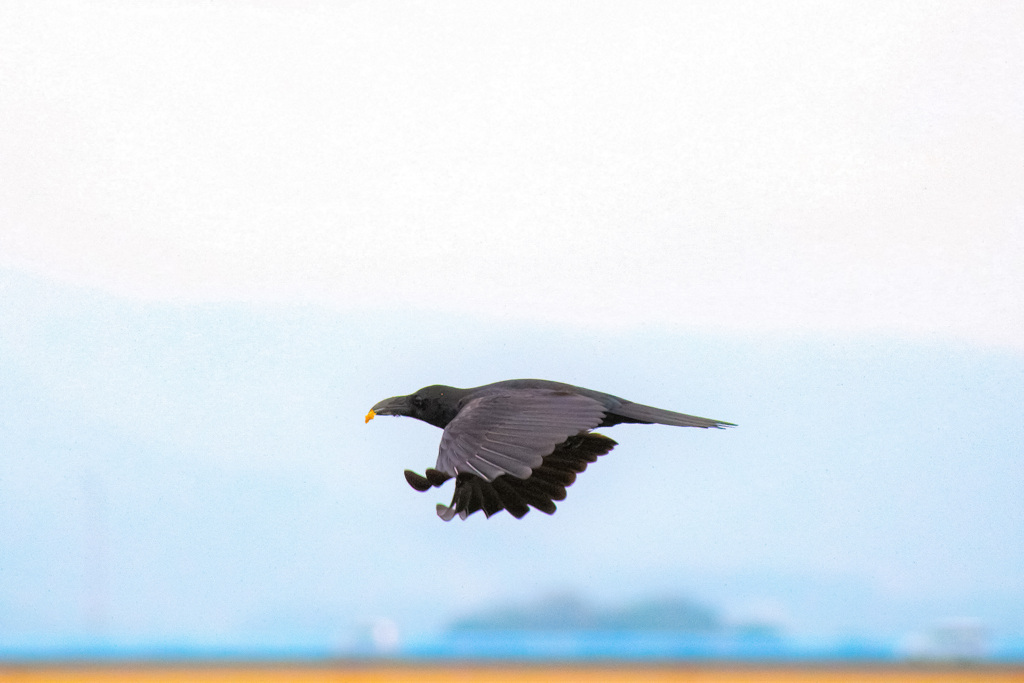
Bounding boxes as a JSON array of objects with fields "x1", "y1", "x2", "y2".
[{"x1": 365, "y1": 409, "x2": 376, "y2": 424}]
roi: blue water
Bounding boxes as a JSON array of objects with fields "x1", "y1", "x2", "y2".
[
  {"x1": 407, "y1": 631, "x2": 900, "y2": 661},
  {"x1": 4, "y1": 631, "x2": 1024, "y2": 663}
]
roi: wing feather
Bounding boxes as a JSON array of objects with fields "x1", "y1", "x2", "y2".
[{"x1": 437, "y1": 390, "x2": 607, "y2": 481}]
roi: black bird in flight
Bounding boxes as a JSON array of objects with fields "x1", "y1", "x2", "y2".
[{"x1": 366, "y1": 379, "x2": 734, "y2": 521}]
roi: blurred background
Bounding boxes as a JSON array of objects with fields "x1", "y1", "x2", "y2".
[{"x1": 1, "y1": 0, "x2": 1022, "y2": 665}]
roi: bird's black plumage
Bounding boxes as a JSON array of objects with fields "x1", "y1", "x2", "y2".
[{"x1": 367, "y1": 379, "x2": 734, "y2": 521}]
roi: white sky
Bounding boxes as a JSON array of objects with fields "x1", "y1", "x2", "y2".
[{"x1": 2, "y1": 1, "x2": 1022, "y2": 348}]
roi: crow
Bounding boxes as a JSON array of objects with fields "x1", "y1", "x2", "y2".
[{"x1": 366, "y1": 379, "x2": 734, "y2": 521}]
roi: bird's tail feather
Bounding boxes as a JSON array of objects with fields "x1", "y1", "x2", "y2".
[{"x1": 611, "y1": 402, "x2": 735, "y2": 429}]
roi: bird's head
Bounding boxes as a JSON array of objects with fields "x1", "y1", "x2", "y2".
[{"x1": 366, "y1": 384, "x2": 463, "y2": 429}]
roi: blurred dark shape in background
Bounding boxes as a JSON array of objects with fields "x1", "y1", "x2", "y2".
[{"x1": 450, "y1": 593, "x2": 731, "y2": 634}]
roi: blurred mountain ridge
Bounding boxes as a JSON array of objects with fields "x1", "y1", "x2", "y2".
[{"x1": 449, "y1": 593, "x2": 774, "y2": 635}]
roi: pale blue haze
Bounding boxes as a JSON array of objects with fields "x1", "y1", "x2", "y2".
[{"x1": 1, "y1": 270, "x2": 1021, "y2": 656}]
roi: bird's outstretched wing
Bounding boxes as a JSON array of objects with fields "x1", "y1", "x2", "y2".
[
  {"x1": 436, "y1": 390, "x2": 607, "y2": 481},
  {"x1": 436, "y1": 432, "x2": 618, "y2": 521}
]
